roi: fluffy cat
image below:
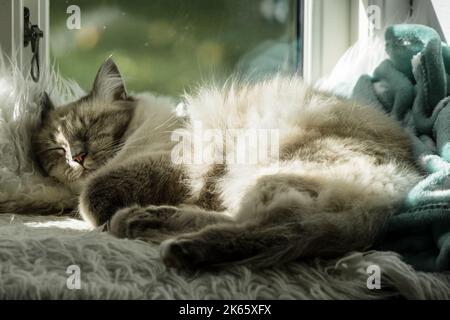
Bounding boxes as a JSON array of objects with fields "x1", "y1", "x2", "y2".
[{"x1": 31, "y1": 58, "x2": 421, "y2": 269}]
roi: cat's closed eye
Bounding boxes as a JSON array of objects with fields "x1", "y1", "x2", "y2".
[{"x1": 46, "y1": 147, "x2": 66, "y2": 156}]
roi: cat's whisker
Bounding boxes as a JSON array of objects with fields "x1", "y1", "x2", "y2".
[
  {"x1": 94, "y1": 140, "x2": 126, "y2": 153},
  {"x1": 154, "y1": 114, "x2": 176, "y2": 130},
  {"x1": 124, "y1": 123, "x2": 179, "y2": 146}
]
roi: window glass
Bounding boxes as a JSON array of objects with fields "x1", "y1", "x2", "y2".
[{"x1": 50, "y1": 0, "x2": 300, "y2": 96}]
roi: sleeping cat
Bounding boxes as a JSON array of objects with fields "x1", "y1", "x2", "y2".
[{"x1": 31, "y1": 58, "x2": 421, "y2": 269}]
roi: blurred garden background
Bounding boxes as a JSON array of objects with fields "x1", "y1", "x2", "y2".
[{"x1": 50, "y1": 0, "x2": 299, "y2": 96}]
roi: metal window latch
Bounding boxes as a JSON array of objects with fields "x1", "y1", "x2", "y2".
[{"x1": 24, "y1": 7, "x2": 44, "y2": 82}]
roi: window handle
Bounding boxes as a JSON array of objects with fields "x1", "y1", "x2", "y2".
[{"x1": 24, "y1": 7, "x2": 44, "y2": 82}]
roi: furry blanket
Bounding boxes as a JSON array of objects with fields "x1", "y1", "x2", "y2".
[
  {"x1": 1, "y1": 213, "x2": 449, "y2": 299},
  {"x1": 0, "y1": 57, "x2": 449, "y2": 299}
]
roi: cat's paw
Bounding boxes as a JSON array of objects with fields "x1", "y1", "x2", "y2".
[
  {"x1": 160, "y1": 238, "x2": 205, "y2": 269},
  {"x1": 108, "y1": 205, "x2": 179, "y2": 242}
]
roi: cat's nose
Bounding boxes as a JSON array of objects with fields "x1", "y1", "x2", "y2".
[{"x1": 72, "y1": 152, "x2": 87, "y2": 165}]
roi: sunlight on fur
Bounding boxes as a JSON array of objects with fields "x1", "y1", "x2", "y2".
[{"x1": 24, "y1": 218, "x2": 91, "y2": 230}]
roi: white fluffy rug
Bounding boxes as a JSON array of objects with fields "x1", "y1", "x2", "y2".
[
  {"x1": 1, "y1": 213, "x2": 449, "y2": 299},
  {"x1": 0, "y1": 57, "x2": 449, "y2": 300}
]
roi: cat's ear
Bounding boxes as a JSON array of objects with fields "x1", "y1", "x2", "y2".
[
  {"x1": 40, "y1": 92, "x2": 55, "y2": 122},
  {"x1": 91, "y1": 57, "x2": 128, "y2": 101}
]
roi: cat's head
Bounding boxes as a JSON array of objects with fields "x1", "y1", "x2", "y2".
[{"x1": 32, "y1": 58, "x2": 135, "y2": 189}]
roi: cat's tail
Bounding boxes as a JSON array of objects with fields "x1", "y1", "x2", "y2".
[{"x1": 160, "y1": 211, "x2": 383, "y2": 269}]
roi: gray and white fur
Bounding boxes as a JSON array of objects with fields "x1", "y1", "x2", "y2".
[{"x1": 31, "y1": 58, "x2": 422, "y2": 269}]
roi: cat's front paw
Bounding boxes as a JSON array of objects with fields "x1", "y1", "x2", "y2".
[
  {"x1": 108, "y1": 205, "x2": 179, "y2": 242},
  {"x1": 79, "y1": 173, "x2": 125, "y2": 227},
  {"x1": 160, "y1": 238, "x2": 206, "y2": 269}
]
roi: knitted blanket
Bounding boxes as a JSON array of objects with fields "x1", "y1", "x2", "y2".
[{"x1": 353, "y1": 24, "x2": 450, "y2": 272}]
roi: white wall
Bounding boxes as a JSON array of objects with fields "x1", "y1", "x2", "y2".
[
  {"x1": 303, "y1": 0, "x2": 353, "y2": 83},
  {"x1": 414, "y1": 0, "x2": 447, "y2": 41}
]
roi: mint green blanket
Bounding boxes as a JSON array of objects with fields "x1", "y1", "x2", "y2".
[{"x1": 353, "y1": 24, "x2": 450, "y2": 271}]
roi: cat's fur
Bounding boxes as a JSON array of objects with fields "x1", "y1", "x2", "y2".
[{"x1": 31, "y1": 58, "x2": 421, "y2": 269}]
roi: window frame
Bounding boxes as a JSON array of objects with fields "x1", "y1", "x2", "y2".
[
  {"x1": 302, "y1": 0, "x2": 413, "y2": 84},
  {"x1": 2, "y1": 0, "x2": 447, "y2": 85},
  {"x1": 0, "y1": 0, "x2": 49, "y2": 78}
]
